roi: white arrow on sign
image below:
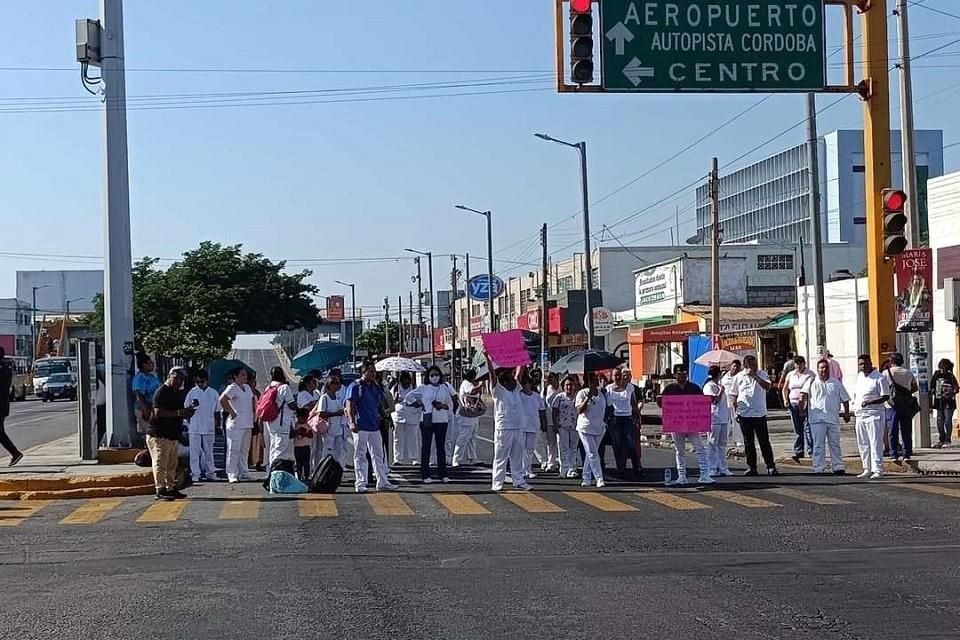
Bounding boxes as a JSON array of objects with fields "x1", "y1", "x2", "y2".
[
  {"x1": 623, "y1": 57, "x2": 655, "y2": 86},
  {"x1": 605, "y1": 21, "x2": 634, "y2": 56}
]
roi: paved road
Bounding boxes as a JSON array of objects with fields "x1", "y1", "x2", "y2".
[
  {"x1": 233, "y1": 347, "x2": 285, "y2": 388},
  {"x1": 0, "y1": 399, "x2": 76, "y2": 460}
]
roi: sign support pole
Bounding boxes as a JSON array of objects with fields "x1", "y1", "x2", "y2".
[
  {"x1": 710, "y1": 157, "x2": 720, "y2": 348},
  {"x1": 541, "y1": 223, "x2": 549, "y2": 367}
]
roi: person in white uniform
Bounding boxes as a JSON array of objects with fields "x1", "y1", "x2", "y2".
[
  {"x1": 453, "y1": 369, "x2": 484, "y2": 467},
  {"x1": 262, "y1": 367, "x2": 297, "y2": 468},
  {"x1": 392, "y1": 372, "x2": 422, "y2": 466},
  {"x1": 605, "y1": 368, "x2": 642, "y2": 479},
  {"x1": 318, "y1": 376, "x2": 349, "y2": 466},
  {"x1": 575, "y1": 372, "x2": 608, "y2": 488},
  {"x1": 731, "y1": 355, "x2": 779, "y2": 477},
  {"x1": 800, "y1": 358, "x2": 850, "y2": 475},
  {"x1": 551, "y1": 375, "x2": 581, "y2": 478},
  {"x1": 720, "y1": 359, "x2": 742, "y2": 448},
  {"x1": 519, "y1": 372, "x2": 547, "y2": 478},
  {"x1": 219, "y1": 367, "x2": 256, "y2": 483},
  {"x1": 184, "y1": 369, "x2": 220, "y2": 482},
  {"x1": 416, "y1": 366, "x2": 458, "y2": 483},
  {"x1": 295, "y1": 374, "x2": 322, "y2": 469},
  {"x1": 541, "y1": 372, "x2": 561, "y2": 473},
  {"x1": 703, "y1": 365, "x2": 733, "y2": 477},
  {"x1": 783, "y1": 356, "x2": 815, "y2": 463},
  {"x1": 853, "y1": 354, "x2": 890, "y2": 479},
  {"x1": 487, "y1": 353, "x2": 529, "y2": 492}
]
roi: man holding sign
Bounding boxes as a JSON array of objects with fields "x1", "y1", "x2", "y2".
[{"x1": 658, "y1": 366, "x2": 713, "y2": 486}]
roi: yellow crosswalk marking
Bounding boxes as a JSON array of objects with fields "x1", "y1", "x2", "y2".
[
  {"x1": 366, "y1": 493, "x2": 414, "y2": 516},
  {"x1": 219, "y1": 499, "x2": 261, "y2": 520},
  {"x1": 60, "y1": 498, "x2": 124, "y2": 525},
  {"x1": 433, "y1": 493, "x2": 490, "y2": 515},
  {"x1": 564, "y1": 491, "x2": 638, "y2": 512},
  {"x1": 895, "y1": 483, "x2": 960, "y2": 499},
  {"x1": 137, "y1": 500, "x2": 188, "y2": 523},
  {"x1": 0, "y1": 501, "x2": 45, "y2": 527},
  {"x1": 299, "y1": 495, "x2": 338, "y2": 518},
  {"x1": 635, "y1": 489, "x2": 712, "y2": 511},
  {"x1": 766, "y1": 487, "x2": 852, "y2": 506},
  {"x1": 499, "y1": 491, "x2": 565, "y2": 513},
  {"x1": 706, "y1": 490, "x2": 781, "y2": 508}
]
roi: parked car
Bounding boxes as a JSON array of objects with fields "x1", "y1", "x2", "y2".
[{"x1": 39, "y1": 373, "x2": 77, "y2": 402}]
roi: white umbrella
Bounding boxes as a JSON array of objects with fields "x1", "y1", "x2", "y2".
[
  {"x1": 694, "y1": 349, "x2": 740, "y2": 367},
  {"x1": 374, "y1": 356, "x2": 426, "y2": 373}
]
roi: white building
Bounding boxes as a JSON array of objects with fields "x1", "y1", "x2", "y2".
[
  {"x1": 0, "y1": 298, "x2": 34, "y2": 357},
  {"x1": 16, "y1": 270, "x2": 103, "y2": 315}
]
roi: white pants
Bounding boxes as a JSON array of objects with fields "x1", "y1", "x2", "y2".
[
  {"x1": 265, "y1": 421, "x2": 293, "y2": 467},
  {"x1": 452, "y1": 415, "x2": 479, "y2": 465},
  {"x1": 558, "y1": 428, "x2": 580, "y2": 476},
  {"x1": 522, "y1": 431, "x2": 539, "y2": 475},
  {"x1": 189, "y1": 433, "x2": 217, "y2": 479},
  {"x1": 393, "y1": 421, "x2": 420, "y2": 464},
  {"x1": 225, "y1": 427, "x2": 252, "y2": 482},
  {"x1": 810, "y1": 420, "x2": 844, "y2": 472},
  {"x1": 445, "y1": 418, "x2": 459, "y2": 464},
  {"x1": 310, "y1": 432, "x2": 325, "y2": 470},
  {"x1": 856, "y1": 414, "x2": 885, "y2": 474},
  {"x1": 491, "y1": 429, "x2": 526, "y2": 490},
  {"x1": 353, "y1": 430, "x2": 391, "y2": 489},
  {"x1": 542, "y1": 425, "x2": 560, "y2": 470},
  {"x1": 673, "y1": 432, "x2": 710, "y2": 480},
  {"x1": 578, "y1": 431, "x2": 604, "y2": 486},
  {"x1": 707, "y1": 422, "x2": 730, "y2": 474},
  {"x1": 322, "y1": 432, "x2": 348, "y2": 467}
]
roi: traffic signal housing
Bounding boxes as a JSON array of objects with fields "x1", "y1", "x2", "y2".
[
  {"x1": 569, "y1": 0, "x2": 594, "y2": 85},
  {"x1": 881, "y1": 188, "x2": 908, "y2": 257}
]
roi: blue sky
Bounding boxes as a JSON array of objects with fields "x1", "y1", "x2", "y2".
[{"x1": 1, "y1": 1, "x2": 958, "y2": 321}]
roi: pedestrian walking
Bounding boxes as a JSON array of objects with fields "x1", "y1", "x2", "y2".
[
  {"x1": 219, "y1": 367, "x2": 256, "y2": 483},
  {"x1": 541, "y1": 372, "x2": 561, "y2": 473},
  {"x1": 576, "y1": 372, "x2": 609, "y2": 489},
  {"x1": 931, "y1": 359, "x2": 958, "y2": 448},
  {"x1": 660, "y1": 365, "x2": 712, "y2": 486},
  {"x1": 132, "y1": 355, "x2": 161, "y2": 446},
  {"x1": 703, "y1": 365, "x2": 733, "y2": 477},
  {"x1": 318, "y1": 375, "x2": 348, "y2": 466},
  {"x1": 519, "y1": 371, "x2": 547, "y2": 478},
  {"x1": 453, "y1": 369, "x2": 484, "y2": 467},
  {"x1": 392, "y1": 372, "x2": 421, "y2": 466},
  {"x1": 345, "y1": 365, "x2": 398, "y2": 493},
  {"x1": 184, "y1": 369, "x2": 220, "y2": 482},
  {"x1": 260, "y1": 366, "x2": 297, "y2": 468},
  {"x1": 551, "y1": 375, "x2": 581, "y2": 478},
  {"x1": 416, "y1": 365, "x2": 457, "y2": 483},
  {"x1": 292, "y1": 407, "x2": 314, "y2": 481},
  {"x1": 0, "y1": 347, "x2": 23, "y2": 466},
  {"x1": 605, "y1": 368, "x2": 642, "y2": 480},
  {"x1": 488, "y1": 353, "x2": 529, "y2": 492},
  {"x1": 800, "y1": 359, "x2": 850, "y2": 475},
  {"x1": 148, "y1": 367, "x2": 192, "y2": 500},
  {"x1": 885, "y1": 353, "x2": 919, "y2": 461},
  {"x1": 854, "y1": 354, "x2": 890, "y2": 479},
  {"x1": 783, "y1": 355, "x2": 815, "y2": 463},
  {"x1": 731, "y1": 355, "x2": 779, "y2": 476}
]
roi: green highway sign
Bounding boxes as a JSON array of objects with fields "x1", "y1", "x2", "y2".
[{"x1": 599, "y1": 0, "x2": 826, "y2": 92}]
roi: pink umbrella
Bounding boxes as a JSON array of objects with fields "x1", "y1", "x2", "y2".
[{"x1": 694, "y1": 349, "x2": 740, "y2": 367}]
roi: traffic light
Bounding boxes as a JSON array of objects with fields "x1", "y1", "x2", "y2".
[
  {"x1": 881, "y1": 188, "x2": 908, "y2": 257},
  {"x1": 569, "y1": 0, "x2": 594, "y2": 85}
]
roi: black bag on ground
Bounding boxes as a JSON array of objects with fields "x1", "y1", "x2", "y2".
[
  {"x1": 309, "y1": 455, "x2": 343, "y2": 493},
  {"x1": 262, "y1": 458, "x2": 296, "y2": 491}
]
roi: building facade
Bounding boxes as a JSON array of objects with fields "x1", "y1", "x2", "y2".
[
  {"x1": 16, "y1": 270, "x2": 103, "y2": 315},
  {"x1": 0, "y1": 298, "x2": 34, "y2": 357}
]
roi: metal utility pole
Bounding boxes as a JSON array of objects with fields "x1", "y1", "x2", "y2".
[
  {"x1": 450, "y1": 254, "x2": 459, "y2": 384},
  {"x1": 383, "y1": 297, "x2": 390, "y2": 354},
  {"x1": 408, "y1": 291, "x2": 414, "y2": 352},
  {"x1": 799, "y1": 233, "x2": 812, "y2": 359},
  {"x1": 406, "y1": 249, "x2": 436, "y2": 364},
  {"x1": 415, "y1": 257, "x2": 424, "y2": 351},
  {"x1": 398, "y1": 295, "x2": 404, "y2": 354},
  {"x1": 335, "y1": 280, "x2": 356, "y2": 367},
  {"x1": 540, "y1": 223, "x2": 549, "y2": 367},
  {"x1": 30, "y1": 284, "x2": 49, "y2": 360},
  {"x1": 806, "y1": 93, "x2": 827, "y2": 357},
  {"x1": 455, "y1": 206, "x2": 495, "y2": 336},
  {"x1": 464, "y1": 253, "x2": 472, "y2": 362},
  {"x1": 710, "y1": 158, "x2": 721, "y2": 347},
  {"x1": 896, "y1": 0, "x2": 931, "y2": 448}
]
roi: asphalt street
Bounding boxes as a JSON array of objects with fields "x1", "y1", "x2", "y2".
[{"x1": 0, "y1": 399, "x2": 76, "y2": 460}]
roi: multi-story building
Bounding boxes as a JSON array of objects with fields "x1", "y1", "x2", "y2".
[
  {"x1": 0, "y1": 298, "x2": 34, "y2": 357},
  {"x1": 16, "y1": 270, "x2": 103, "y2": 315},
  {"x1": 695, "y1": 129, "x2": 945, "y2": 247}
]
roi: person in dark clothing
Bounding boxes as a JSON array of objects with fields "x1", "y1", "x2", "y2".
[
  {"x1": 658, "y1": 365, "x2": 712, "y2": 485},
  {"x1": 0, "y1": 347, "x2": 23, "y2": 466},
  {"x1": 148, "y1": 367, "x2": 193, "y2": 500},
  {"x1": 931, "y1": 359, "x2": 959, "y2": 448}
]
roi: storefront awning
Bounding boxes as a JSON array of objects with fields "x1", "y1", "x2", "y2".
[
  {"x1": 629, "y1": 321, "x2": 700, "y2": 344},
  {"x1": 759, "y1": 311, "x2": 798, "y2": 330}
]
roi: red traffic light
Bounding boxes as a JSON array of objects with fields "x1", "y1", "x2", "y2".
[
  {"x1": 882, "y1": 188, "x2": 907, "y2": 212},
  {"x1": 571, "y1": 0, "x2": 591, "y2": 13}
]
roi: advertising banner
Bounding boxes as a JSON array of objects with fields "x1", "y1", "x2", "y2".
[
  {"x1": 326, "y1": 295, "x2": 345, "y2": 322},
  {"x1": 895, "y1": 248, "x2": 933, "y2": 333}
]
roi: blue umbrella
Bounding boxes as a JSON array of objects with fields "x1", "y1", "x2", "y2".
[
  {"x1": 292, "y1": 342, "x2": 352, "y2": 374},
  {"x1": 206, "y1": 359, "x2": 255, "y2": 391}
]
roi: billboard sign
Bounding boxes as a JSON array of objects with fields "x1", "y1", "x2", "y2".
[
  {"x1": 895, "y1": 248, "x2": 933, "y2": 333},
  {"x1": 468, "y1": 274, "x2": 505, "y2": 301},
  {"x1": 326, "y1": 295, "x2": 345, "y2": 322}
]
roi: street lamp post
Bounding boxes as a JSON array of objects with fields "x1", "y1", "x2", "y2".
[
  {"x1": 405, "y1": 249, "x2": 436, "y2": 365},
  {"x1": 334, "y1": 280, "x2": 356, "y2": 370},
  {"x1": 31, "y1": 284, "x2": 51, "y2": 360},
  {"x1": 61, "y1": 298, "x2": 84, "y2": 356},
  {"x1": 535, "y1": 133, "x2": 595, "y2": 347},
  {"x1": 456, "y1": 205, "x2": 494, "y2": 335}
]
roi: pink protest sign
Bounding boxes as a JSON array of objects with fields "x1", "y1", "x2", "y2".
[
  {"x1": 661, "y1": 395, "x2": 711, "y2": 434},
  {"x1": 482, "y1": 330, "x2": 531, "y2": 368}
]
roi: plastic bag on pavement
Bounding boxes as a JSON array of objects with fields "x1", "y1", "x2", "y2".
[{"x1": 269, "y1": 470, "x2": 309, "y2": 494}]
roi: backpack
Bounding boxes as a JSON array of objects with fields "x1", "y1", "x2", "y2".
[
  {"x1": 309, "y1": 455, "x2": 343, "y2": 493},
  {"x1": 261, "y1": 458, "x2": 295, "y2": 491},
  {"x1": 255, "y1": 384, "x2": 282, "y2": 422}
]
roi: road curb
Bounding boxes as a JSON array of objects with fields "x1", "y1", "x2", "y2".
[
  {"x1": 0, "y1": 483, "x2": 155, "y2": 501},
  {"x1": 0, "y1": 470, "x2": 153, "y2": 494},
  {"x1": 772, "y1": 455, "x2": 911, "y2": 474}
]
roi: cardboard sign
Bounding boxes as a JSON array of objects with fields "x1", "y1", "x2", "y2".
[
  {"x1": 481, "y1": 330, "x2": 531, "y2": 368},
  {"x1": 661, "y1": 394, "x2": 711, "y2": 434}
]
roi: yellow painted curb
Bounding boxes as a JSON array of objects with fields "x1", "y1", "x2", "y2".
[
  {"x1": 774, "y1": 456, "x2": 910, "y2": 474},
  {"x1": 97, "y1": 448, "x2": 141, "y2": 464},
  {"x1": 0, "y1": 484, "x2": 155, "y2": 501},
  {"x1": 0, "y1": 470, "x2": 153, "y2": 493}
]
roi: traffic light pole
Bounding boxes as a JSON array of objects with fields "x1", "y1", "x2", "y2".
[
  {"x1": 806, "y1": 93, "x2": 827, "y2": 357},
  {"x1": 579, "y1": 141, "x2": 596, "y2": 349}
]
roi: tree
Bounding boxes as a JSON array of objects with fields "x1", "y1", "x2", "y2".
[
  {"x1": 355, "y1": 321, "x2": 401, "y2": 356},
  {"x1": 85, "y1": 242, "x2": 321, "y2": 361}
]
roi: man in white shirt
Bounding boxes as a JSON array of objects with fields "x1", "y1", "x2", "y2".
[
  {"x1": 730, "y1": 355, "x2": 779, "y2": 476},
  {"x1": 184, "y1": 370, "x2": 221, "y2": 482},
  {"x1": 854, "y1": 354, "x2": 890, "y2": 479},
  {"x1": 782, "y1": 356, "x2": 815, "y2": 463},
  {"x1": 703, "y1": 365, "x2": 733, "y2": 477},
  {"x1": 800, "y1": 359, "x2": 850, "y2": 474}
]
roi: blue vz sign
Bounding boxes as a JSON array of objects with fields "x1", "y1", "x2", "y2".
[{"x1": 468, "y1": 274, "x2": 505, "y2": 301}]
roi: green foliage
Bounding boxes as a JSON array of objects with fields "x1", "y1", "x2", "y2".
[
  {"x1": 355, "y1": 321, "x2": 401, "y2": 356},
  {"x1": 84, "y1": 242, "x2": 321, "y2": 361}
]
